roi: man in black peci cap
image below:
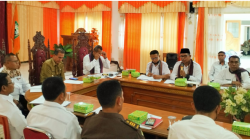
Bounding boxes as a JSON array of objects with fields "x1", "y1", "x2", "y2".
[{"x1": 170, "y1": 48, "x2": 202, "y2": 83}]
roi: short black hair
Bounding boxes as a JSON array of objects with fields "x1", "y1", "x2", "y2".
[
  {"x1": 229, "y1": 55, "x2": 240, "y2": 63},
  {"x1": 4, "y1": 53, "x2": 16, "y2": 63},
  {"x1": 150, "y1": 50, "x2": 159, "y2": 55},
  {"x1": 218, "y1": 51, "x2": 225, "y2": 55},
  {"x1": 97, "y1": 80, "x2": 122, "y2": 108},
  {"x1": 42, "y1": 77, "x2": 65, "y2": 101},
  {"x1": 54, "y1": 48, "x2": 65, "y2": 55},
  {"x1": 94, "y1": 45, "x2": 102, "y2": 52},
  {"x1": 193, "y1": 86, "x2": 221, "y2": 113},
  {"x1": 0, "y1": 73, "x2": 8, "y2": 92}
]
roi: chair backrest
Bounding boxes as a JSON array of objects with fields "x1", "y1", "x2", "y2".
[
  {"x1": 23, "y1": 126, "x2": 53, "y2": 139},
  {"x1": 28, "y1": 31, "x2": 50, "y2": 86},
  {"x1": 110, "y1": 61, "x2": 123, "y2": 72},
  {"x1": 0, "y1": 115, "x2": 10, "y2": 139},
  {"x1": 72, "y1": 28, "x2": 93, "y2": 77},
  {"x1": 0, "y1": 39, "x2": 6, "y2": 68}
]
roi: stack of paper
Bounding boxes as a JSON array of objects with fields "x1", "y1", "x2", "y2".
[
  {"x1": 137, "y1": 75, "x2": 162, "y2": 82},
  {"x1": 64, "y1": 80, "x2": 83, "y2": 84},
  {"x1": 30, "y1": 85, "x2": 42, "y2": 92},
  {"x1": 164, "y1": 79, "x2": 175, "y2": 84},
  {"x1": 30, "y1": 95, "x2": 71, "y2": 107}
]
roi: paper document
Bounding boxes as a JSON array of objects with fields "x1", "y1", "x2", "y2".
[
  {"x1": 137, "y1": 75, "x2": 162, "y2": 82},
  {"x1": 64, "y1": 80, "x2": 83, "y2": 84},
  {"x1": 164, "y1": 79, "x2": 175, "y2": 84},
  {"x1": 139, "y1": 113, "x2": 162, "y2": 129},
  {"x1": 30, "y1": 85, "x2": 42, "y2": 92},
  {"x1": 93, "y1": 106, "x2": 102, "y2": 114},
  {"x1": 30, "y1": 95, "x2": 71, "y2": 107}
]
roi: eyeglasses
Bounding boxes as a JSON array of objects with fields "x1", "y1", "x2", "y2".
[
  {"x1": 229, "y1": 61, "x2": 239, "y2": 64},
  {"x1": 8, "y1": 81, "x2": 14, "y2": 85},
  {"x1": 151, "y1": 57, "x2": 159, "y2": 60},
  {"x1": 180, "y1": 55, "x2": 188, "y2": 58}
]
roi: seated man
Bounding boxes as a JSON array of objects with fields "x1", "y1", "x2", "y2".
[
  {"x1": 146, "y1": 50, "x2": 170, "y2": 79},
  {"x1": 170, "y1": 48, "x2": 202, "y2": 83},
  {"x1": 168, "y1": 86, "x2": 240, "y2": 139},
  {"x1": 0, "y1": 53, "x2": 30, "y2": 117},
  {"x1": 214, "y1": 55, "x2": 250, "y2": 88},
  {"x1": 209, "y1": 51, "x2": 228, "y2": 82},
  {"x1": 81, "y1": 80, "x2": 144, "y2": 139},
  {"x1": 40, "y1": 48, "x2": 65, "y2": 83},
  {"x1": 0, "y1": 73, "x2": 27, "y2": 139},
  {"x1": 83, "y1": 45, "x2": 110, "y2": 75},
  {"x1": 27, "y1": 77, "x2": 81, "y2": 139}
]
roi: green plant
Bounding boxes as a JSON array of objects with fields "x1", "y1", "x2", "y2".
[{"x1": 50, "y1": 44, "x2": 73, "y2": 59}]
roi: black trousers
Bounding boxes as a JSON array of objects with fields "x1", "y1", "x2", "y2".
[{"x1": 18, "y1": 95, "x2": 29, "y2": 118}]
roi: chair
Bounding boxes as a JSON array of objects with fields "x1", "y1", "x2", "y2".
[
  {"x1": 0, "y1": 115, "x2": 11, "y2": 139},
  {"x1": 0, "y1": 39, "x2": 6, "y2": 68},
  {"x1": 110, "y1": 61, "x2": 123, "y2": 72},
  {"x1": 28, "y1": 31, "x2": 50, "y2": 86},
  {"x1": 72, "y1": 28, "x2": 93, "y2": 77},
  {"x1": 23, "y1": 126, "x2": 53, "y2": 139}
]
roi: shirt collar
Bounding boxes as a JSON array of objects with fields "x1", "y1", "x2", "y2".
[
  {"x1": 51, "y1": 58, "x2": 57, "y2": 66},
  {"x1": 43, "y1": 100, "x2": 66, "y2": 110},
  {"x1": 98, "y1": 110, "x2": 124, "y2": 120},
  {"x1": 0, "y1": 94, "x2": 16, "y2": 106},
  {"x1": 191, "y1": 114, "x2": 215, "y2": 125}
]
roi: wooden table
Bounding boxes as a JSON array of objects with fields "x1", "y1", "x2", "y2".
[
  {"x1": 26, "y1": 75, "x2": 246, "y2": 123},
  {"x1": 25, "y1": 91, "x2": 249, "y2": 139}
]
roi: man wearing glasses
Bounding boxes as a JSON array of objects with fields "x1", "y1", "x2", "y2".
[
  {"x1": 146, "y1": 50, "x2": 170, "y2": 79},
  {"x1": 214, "y1": 55, "x2": 250, "y2": 89},
  {"x1": 170, "y1": 48, "x2": 202, "y2": 83},
  {"x1": 0, "y1": 53, "x2": 30, "y2": 117}
]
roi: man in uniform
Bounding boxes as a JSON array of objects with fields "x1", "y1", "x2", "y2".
[
  {"x1": 241, "y1": 39, "x2": 250, "y2": 55},
  {"x1": 170, "y1": 48, "x2": 202, "y2": 83},
  {"x1": 81, "y1": 80, "x2": 145, "y2": 139},
  {"x1": 40, "y1": 48, "x2": 65, "y2": 83},
  {"x1": 209, "y1": 51, "x2": 228, "y2": 82},
  {"x1": 0, "y1": 53, "x2": 30, "y2": 117},
  {"x1": 83, "y1": 45, "x2": 110, "y2": 75},
  {"x1": 214, "y1": 55, "x2": 250, "y2": 89},
  {"x1": 146, "y1": 50, "x2": 170, "y2": 79}
]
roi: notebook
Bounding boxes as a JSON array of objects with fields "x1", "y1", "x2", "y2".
[{"x1": 141, "y1": 118, "x2": 163, "y2": 129}]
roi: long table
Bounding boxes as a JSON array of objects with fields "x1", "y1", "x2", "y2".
[{"x1": 25, "y1": 91, "x2": 249, "y2": 139}]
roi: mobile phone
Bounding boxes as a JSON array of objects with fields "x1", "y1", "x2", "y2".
[
  {"x1": 145, "y1": 118, "x2": 156, "y2": 126},
  {"x1": 69, "y1": 77, "x2": 78, "y2": 80}
]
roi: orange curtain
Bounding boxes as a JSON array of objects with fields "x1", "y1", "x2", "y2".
[
  {"x1": 58, "y1": 1, "x2": 111, "y2": 10},
  {"x1": 43, "y1": 8, "x2": 57, "y2": 50},
  {"x1": 60, "y1": 12, "x2": 75, "y2": 44},
  {"x1": 124, "y1": 13, "x2": 141, "y2": 72},
  {"x1": 177, "y1": 12, "x2": 186, "y2": 61},
  {"x1": 7, "y1": 3, "x2": 13, "y2": 53},
  {"x1": 195, "y1": 8, "x2": 204, "y2": 72},
  {"x1": 102, "y1": 11, "x2": 112, "y2": 60}
]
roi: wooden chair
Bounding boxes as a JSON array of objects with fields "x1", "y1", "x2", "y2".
[
  {"x1": 23, "y1": 126, "x2": 53, "y2": 139},
  {"x1": 28, "y1": 31, "x2": 50, "y2": 86},
  {"x1": 0, "y1": 39, "x2": 6, "y2": 68},
  {"x1": 72, "y1": 28, "x2": 93, "y2": 77},
  {"x1": 0, "y1": 115, "x2": 10, "y2": 139}
]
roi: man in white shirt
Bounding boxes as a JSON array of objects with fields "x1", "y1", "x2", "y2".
[
  {"x1": 146, "y1": 50, "x2": 170, "y2": 79},
  {"x1": 83, "y1": 45, "x2": 110, "y2": 75},
  {"x1": 168, "y1": 86, "x2": 240, "y2": 139},
  {"x1": 214, "y1": 55, "x2": 250, "y2": 89},
  {"x1": 170, "y1": 48, "x2": 202, "y2": 83},
  {"x1": 0, "y1": 53, "x2": 30, "y2": 117},
  {"x1": 209, "y1": 51, "x2": 228, "y2": 82},
  {"x1": 0, "y1": 73, "x2": 27, "y2": 139},
  {"x1": 27, "y1": 77, "x2": 81, "y2": 139}
]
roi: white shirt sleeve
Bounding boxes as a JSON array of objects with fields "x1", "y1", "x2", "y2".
[
  {"x1": 146, "y1": 62, "x2": 151, "y2": 75},
  {"x1": 241, "y1": 71, "x2": 250, "y2": 89},
  {"x1": 162, "y1": 62, "x2": 170, "y2": 75},
  {"x1": 64, "y1": 116, "x2": 82, "y2": 139},
  {"x1": 168, "y1": 126, "x2": 178, "y2": 139},
  {"x1": 188, "y1": 63, "x2": 202, "y2": 83},
  {"x1": 21, "y1": 76, "x2": 30, "y2": 95},
  {"x1": 209, "y1": 63, "x2": 216, "y2": 81},
  {"x1": 214, "y1": 69, "x2": 232, "y2": 85},
  {"x1": 83, "y1": 55, "x2": 98, "y2": 72},
  {"x1": 100, "y1": 56, "x2": 110, "y2": 69},
  {"x1": 9, "y1": 106, "x2": 27, "y2": 137},
  {"x1": 170, "y1": 62, "x2": 181, "y2": 80}
]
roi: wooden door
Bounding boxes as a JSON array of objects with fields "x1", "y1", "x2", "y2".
[{"x1": 225, "y1": 20, "x2": 241, "y2": 51}]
